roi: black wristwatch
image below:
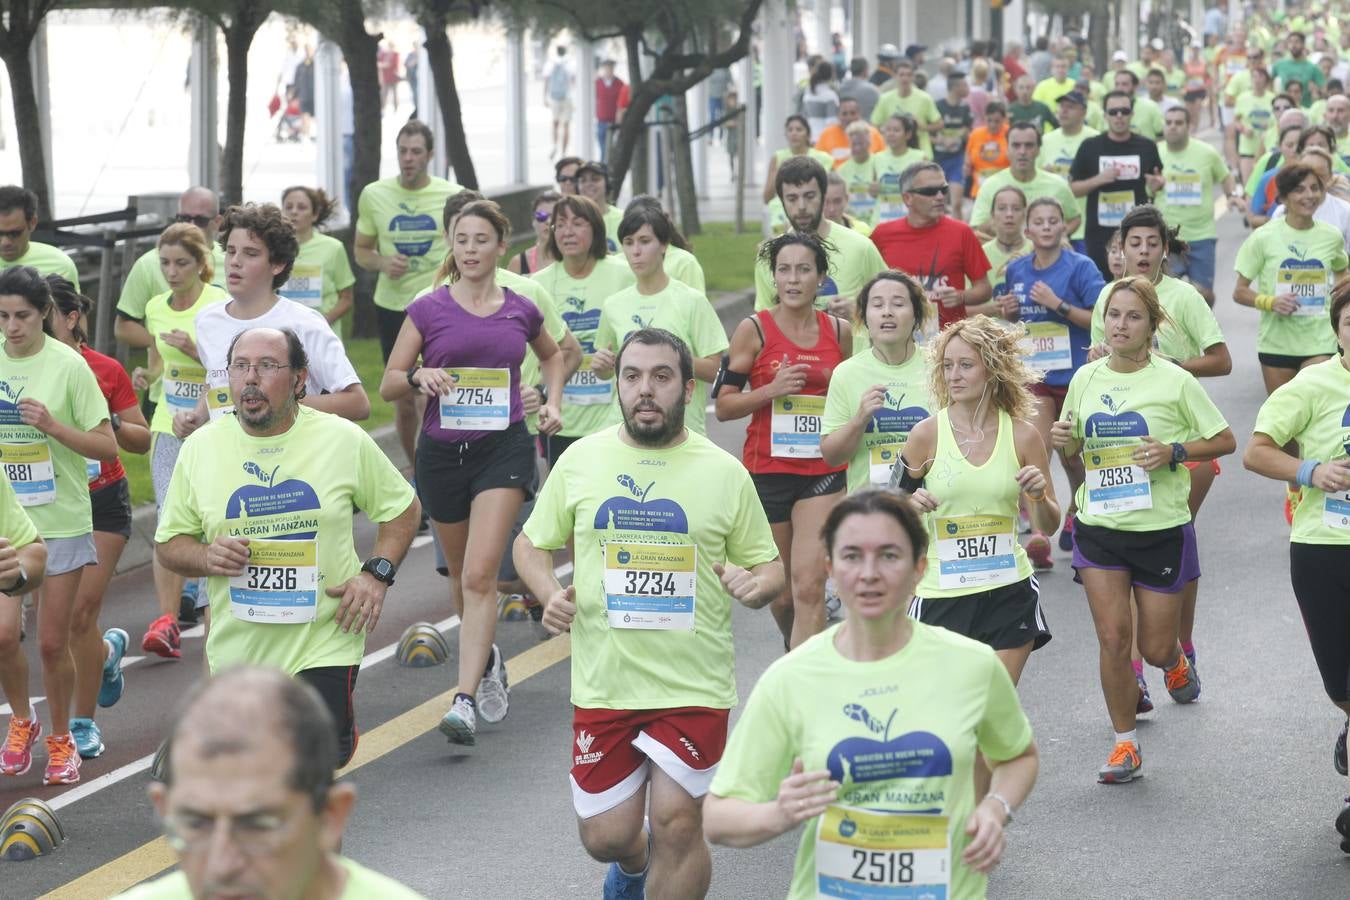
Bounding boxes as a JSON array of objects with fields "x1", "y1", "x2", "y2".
[
  {"x1": 110, "y1": 412, "x2": 122, "y2": 432},
  {"x1": 406, "y1": 366, "x2": 421, "y2": 388},
  {"x1": 1, "y1": 564, "x2": 28, "y2": 595},
  {"x1": 361, "y1": 556, "x2": 397, "y2": 586},
  {"x1": 1169, "y1": 442, "x2": 1188, "y2": 471}
]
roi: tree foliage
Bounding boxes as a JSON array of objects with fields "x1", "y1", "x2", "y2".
[{"x1": 0, "y1": 0, "x2": 61, "y2": 220}]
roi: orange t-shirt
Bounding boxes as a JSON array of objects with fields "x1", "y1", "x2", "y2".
[
  {"x1": 816, "y1": 123, "x2": 888, "y2": 168},
  {"x1": 965, "y1": 125, "x2": 1009, "y2": 196}
]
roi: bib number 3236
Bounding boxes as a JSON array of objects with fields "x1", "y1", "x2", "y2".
[{"x1": 228, "y1": 539, "x2": 318, "y2": 623}]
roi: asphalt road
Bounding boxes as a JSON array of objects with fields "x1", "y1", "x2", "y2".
[{"x1": 7, "y1": 212, "x2": 1350, "y2": 898}]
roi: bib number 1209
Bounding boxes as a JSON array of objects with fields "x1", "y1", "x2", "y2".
[{"x1": 851, "y1": 850, "x2": 915, "y2": 885}]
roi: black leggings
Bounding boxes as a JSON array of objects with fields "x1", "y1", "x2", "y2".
[{"x1": 1289, "y1": 543, "x2": 1350, "y2": 703}]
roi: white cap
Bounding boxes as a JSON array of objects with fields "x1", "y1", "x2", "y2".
[
  {"x1": 1112, "y1": 50, "x2": 1129, "y2": 62},
  {"x1": 1149, "y1": 37, "x2": 1165, "y2": 51}
]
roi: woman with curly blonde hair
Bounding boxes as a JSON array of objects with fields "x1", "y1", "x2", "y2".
[{"x1": 896, "y1": 314, "x2": 1060, "y2": 689}]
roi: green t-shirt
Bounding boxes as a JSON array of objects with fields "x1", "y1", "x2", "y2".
[
  {"x1": 521, "y1": 427, "x2": 778, "y2": 709},
  {"x1": 0, "y1": 241, "x2": 78, "y2": 290},
  {"x1": 870, "y1": 88, "x2": 941, "y2": 157},
  {"x1": 1272, "y1": 57, "x2": 1324, "y2": 106},
  {"x1": 1090, "y1": 276, "x2": 1224, "y2": 363},
  {"x1": 709, "y1": 621, "x2": 1033, "y2": 900},
  {"x1": 355, "y1": 175, "x2": 460, "y2": 311},
  {"x1": 969, "y1": 168, "x2": 1080, "y2": 231},
  {"x1": 492, "y1": 267, "x2": 567, "y2": 435},
  {"x1": 870, "y1": 149, "x2": 928, "y2": 225},
  {"x1": 154, "y1": 407, "x2": 416, "y2": 675},
  {"x1": 982, "y1": 236, "x2": 1033, "y2": 294},
  {"x1": 0, "y1": 473, "x2": 38, "y2": 550},
  {"x1": 0, "y1": 337, "x2": 108, "y2": 537},
  {"x1": 1039, "y1": 127, "x2": 1098, "y2": 240},
  {"x1": 143, "y1": 284, "x2": 230, "y2": 435},
  {"x1": 594, "y1": 279, "x2": 728, "y2": 437},
  {"x1": 753, "y1": 222, "x2": 887, "y2": 317},
  {"x1": 530, "y1": 256, "x2": 637, "y2": 438},
  {"x1": 1253, "y1": 359, "x2": 1350, "y2": 544},
  {"x1": 664, "y1": 244, "x2": 706, "y2": 293},
  {"x1": 1156, "y1": 139, "x2": 1229, "y2": 242},
  {"x1": 822, "y1": 348, "x2": 932, "y2": 493},
  {"x1": 279, "y1": 232, "x2": 356, "y2": 328},
  {"x1": 1234, "y1": 91, "x2": 1276, "y2": 157},
  {"x1": 1234, "y1": 217, "x2": 1349, "y2": 356},
  {"x1": 1062, "y1": 356, "x2": 1229, "y2": 531},
  {"x1": 838, "y1": 156, "x2": 880, "y2": 222},
  {"x1": 117, "y1": 243, "x2": 227, "y2": 320},
  {"x1": 113, "y1": 856, "x2": 426, "y2": 899},
  {"x1": 1130, "y1": 96, "x2": 1165, "y2": 141}
]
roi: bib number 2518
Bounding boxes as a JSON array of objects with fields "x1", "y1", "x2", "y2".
[{"x1": 851, "y1": 850, "x2": 915, "y2": 885}]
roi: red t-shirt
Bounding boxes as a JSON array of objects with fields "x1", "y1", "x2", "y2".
[
  {"x1": 595, "y1": 76, "x2": 626, "y2": 124},
  {"x1": 870, "y1": 216, "x2": 992, "y2": 328},
  {"x1": 79, "y1": 344, "x2": 133, "y2": 492}
]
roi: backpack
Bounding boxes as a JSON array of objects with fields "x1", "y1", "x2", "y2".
[{"x1": 548, "y1": 62, "x2": 571, "y2": 100}]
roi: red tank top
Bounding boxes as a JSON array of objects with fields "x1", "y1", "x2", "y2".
[
  {"x1": 79, "y1": 345, "x2": 132, "y2": 491},
  {"x1": 742, "y1": 309, "x2": 846, "y2": 475}
]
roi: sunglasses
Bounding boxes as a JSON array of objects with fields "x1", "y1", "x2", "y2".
[
  {"x1": 556, "y1": 175, "x2": 577, "y2": 184},
  {"x1": 174, "y1": 213, "x2": 213, "y2": 228},
  {"x1": 1105, "y1": 108, "x2": 1132, "y2": 117},
  {"x1": 907, "y1": 184, "x2": 949, "y2": 197},
  {"x1": 534, "y1": 210, "x2": 551, "y2": 222}
]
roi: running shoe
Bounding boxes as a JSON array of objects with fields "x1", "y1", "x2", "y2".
[
  {"x1": 178, "y1": 580, "x2": 201, "y2": 626},
  {"x1": 1136, "y1": 674, "x2": 1154, "y2": 714},
  {"x1": 498, "y1": 594, "x2": 529, "y2": 621},
  {"x1": 1183, "y1": 645, "x2": 1197, "y2": 670},
  {"x1": 1164, "y1": 653, "x2": 1201, "y2": 704},
  {"x1": 602, "y1": 862, "x2": 648, "y2": 900},
  {"x1": 99, "y1": 627, "x2": 128, "y2": 708},
  {"x1": 1335, "y1": 720, "x2": 1348, "y2": 777},
  {"x1": 1337, "y1": 799, "x2": 1350, "y2": 854},
  {"x1": 142, "y1": 614, "x2": 181, "y2": 659},
  {"x1": 439, "y1": 694, "x2": 477, "y2": 746},
  {"x1": 69, "y1": 717, "x2": 104, "y2": 759},
  {"x1": 0, "y1": 716, "x2": 41, "y2": 776},
  {"x1": 824, "y1": 577, "x2": 842, "y2": 622},
  {"x1": 1097, "y1": 741, "x2": 1142, "y2": 784},
  {"x1": 1057, "y1": 513, "x2": 1075, "y2": 552},
  {"x1": 1025, "y1": 532, "x2": 1053, "y2": 570},
  {"x1": 43, "y1": 733, "x2": 81, "y2": 785},
  {"x1": 477, "y1": 645, "x2": 510, "y2": 724}
]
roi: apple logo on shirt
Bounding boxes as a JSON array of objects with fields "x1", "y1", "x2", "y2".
[
  {"x1": 826, "y1": 702, "x2": 953, "y2": 787},
  {"x1": 593, "y1": 474, "x2": 690, "y2": 534},
  {"x1": 389, "y1": 203, "x2": 437, "y2": 260},
  {"x1": 869, "y1": 392, "x2": 928, "y2": 435},
  {"x1": 0, "y1": 380, "x2": 25, "y2": 426},
  {"x1": 819, "y1": 275, "x2": 840, "y2": 297},
  {"x1": 1085, "y1": 392, "x2": 1147, "y2": 440},
  {"x1": 1341, "y1": 403, "x2": 1350, "y2": 458},
  {"x1": 225, "y1": 462, "x2": 322, "y2": 540}
]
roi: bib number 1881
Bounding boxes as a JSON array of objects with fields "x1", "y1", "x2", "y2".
[{"x1": 4, "y1": 463, "x2": 31, "y2": 482}]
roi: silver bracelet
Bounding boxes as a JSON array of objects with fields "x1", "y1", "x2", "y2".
[{"x1": 984, "y1": 791, "x2": 1013, "y2": 824}]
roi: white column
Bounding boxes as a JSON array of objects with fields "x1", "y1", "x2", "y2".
[
  {"x1": 972, "y1": 1, "x2": 988, "y2": 42},
  {"x1": 505, "y1": 30, "x2": 528, "y2": 184},
  {"x1": 577, "y1": 41, "x2": 596, "y2": 163},
  {"x1": 899, "y1": 0, "x2": 918, "y2": 51},
  {"x1": 856, "y1": 0, "x2": 880, "y2": 66},
  {"x1": 763, "y1": 0, "x2": 793, "y2": 161},
  {"x1": 1190, "y1": 0, "x2": 1205, "y2": 35},
  {"x1": 740, "y1": 53, "x2": 758, "y2": 188},
  {"x1": 691, "y1": 79, "x2": 708, "y2": 199},
  {"x1": 815, "y1": 0, "x2": 833, "y2": 57},
  {"x1": 415, "y1": 48, "x2": 449, "y2": 180},
  {"x1": 1228, "y1": 0, "x2": 1241, "y2": 28},
  {"x1": 1120, "y1": 0, "x2": 1140, "y2": 62},
  {"x1": 1003, "y1": 1, "x2": 1026, "y2": 49},
  {"x1": 188, "y1": 16, "x2": 219, "y2": 190},
  {"x1": 314, "y1": 40, "x2": 345, "y2": 215},
  {"x1": 29, "y1": 19, "x2": 52, "y2": 201}
]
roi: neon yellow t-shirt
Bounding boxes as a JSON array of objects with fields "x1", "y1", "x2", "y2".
[
  {"x1": 1234, "y1": 217, "x2": 1349, "y2": 356},
  {"x1": 355, "y1": 176, "x2": 460, "y2": 311},
  {"x1": 279, "y1": 232, "x2": 356, "y2": 330},
  {"x1": 1156, "y1": 139, "x2": 1229, "y2": 242},
  {"x1": 594, "y1": 279, "x2": 729, "y2": 436},
  {"x1": 822, "y1": 347, "x2": 932, "y2": 493},
  {"x1": 113, "y1": 856, "x2": 426, "y2": 900},
  {"x1": 0, "y1": 241, "x2": 79, "y2": 290},
  {"x1": 709, "y1": 621, "x2": 1033, "y2": 900},
  {"x1": 154, "y1": 407, "x2": 416, "y2": 675},
  {"x1": 1131, "y1": 96, "x2": 1165, "y2": 141},
  {"x1": 0, "y1": 337, "x2": 108, "y2": 537},
  {"x1": 602, "y1": 205, "x2": 624, "y2": 253},
  {"x1": 143, "y1": 284, "x2": 229, "y2": 435},
  {"x1": 969, "y1": 168, "x2": 1081, "y2": 231},
  {"x1": 531, "y1": 256, "x2": 637, "y2": 438},
  {"x1": 490, "y1": 267, "x2": 568, "y2": 436},
  {"x1": 1039, "y1": 126, "x2": 1098, "y2": 242},
  {"x1": 982, "y1": 237, "x2": 1033, "y2": 295},
  {"x1": 870, "y1": 148, "x2": 928, "y2": 225},
  {"x1": 837, "y1": 156, "x2": 879, "y2": 222},
  {"x1": 664, "y1": 244, "x2": 706, "y2": 293},
  {"x1": 1234, "y1": 91, "x2": 1275, "y2": 157},
  {"x1": 1090, "y1": 276, "x2": 1224, "y2": 364},
  {"x1": 522, "y1": 427, "x2": 778, "y2": 709},
  {"x1": 0, "y1": 474, "x2": 37, "y2": 549},
  {"x1": 870, "y1": 87, "x2": 942, "y2": 157},
  {"x1": 1062, "y1": 356, "x2": 1229, "y2": 531},
  {"x1": 753, "y1": 222, "x2": 887, "y2": 317}
]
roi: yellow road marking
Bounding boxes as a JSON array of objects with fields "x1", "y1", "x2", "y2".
[{"x1": 44, "y1": 636, "x2": 572, "y2": 899}]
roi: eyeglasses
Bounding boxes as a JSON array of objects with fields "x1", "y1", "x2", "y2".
[
  {"x1": 162, "y1": 811, "x2": 293, "y2": 856},
  {"x1": 1105, "y1": 108, "x2": 1132, "y2": 117},
  {"x1": 228, "y1": 361, "x2": 293, "y2": 376},
  {"x1": 907, "y1": 184, "x2": 950, "y2": 197},
  {"x1": 555, "y1": 175, "x2": 577, "y2": 185},
  {"x1": 534, "y1": 210, "x2": 551, "y2": 222},
  {"x1": 174, "y1": 213, "x2": 213, "y2": 228}
]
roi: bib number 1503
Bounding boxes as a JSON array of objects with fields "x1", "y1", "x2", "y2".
[{"x1": 851, "y1": 849, "x2": 915, "y2": 884}]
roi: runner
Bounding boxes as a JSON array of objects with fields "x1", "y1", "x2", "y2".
[
  {"x1": 870, "y1": 58, "x2": 942, "y2": 158},
  {"x1": 135, "y1": 224, "x2": 228, "y2": 657},
  {"x1": 1243, "y1": 281, "x2": 1350, "y2": 854},
  {"x1": 155, "y1": 326, "x2": 420, "y2": 766},
  {"x1": 513, "y1": 329, "x2": 783, "y2": 900},
  {"x1": 555, "y1": 156, "x2": 582, "y2": 196},
  {"x1": 1009, "y1": 73, "x2": 1058, "y2": 133},
  {"x1": 1051, "y1": 276, "x2": 1235, "y2": 784},
  {"x1": 45, "y1": 277, "x2": 150, "y2": 760},
  {"x1": 622, "y1": 195, "x2": 707, "y2": 292},
  {"x1": 970, "y1": 121, "x2": 1081, "y2": 239},
  {"x1": 0, "y1": 266, "x2": 116, "y2": 785},
  {"x1": 762, "y1": 115, "x2": 836, "y2": 229},
  {"x1": 965, "y1": 101, "x2": 1010, "y2": 199},
  {"x1": 532, "y1": 194, "x2": 635, "y2": 467},
  {"x1": 575, "y1": 161, "x2": 624, "y2": 251},
  {"x1": 1232, "y1": 66, "x2": 1275, "y2": 182},
  {"x1": 354, "y1": 120, "x2": 460, "y2": 469},
  {"x1": 997, "y1": 198, "x2": 1104, "y2": 567},
  {"x1": 821, "y1": 271, "x2": 933, "y2": 494},
  {"x1": 935, "y1": 71, "x2": 974, "y2": 216},
  {"x1": 814, "y1": 97, "x2": 884, "y2": 168},
  {"x1": 0, "y1": 186, "x2": 78, "y2": 287},
  {"x1": 592, "y1": 203, "x2": 727, "y2": 438},
  {"x1": 1245, "y1": 120, "x2": 1309, "y2": 227},
  {"x1": 1069, "y1": 90, "x2": 1165, "y2": 278},
  {"x1": 823, "y1": 170, "x2": 873, "y2": 236},
  {"x1": 719, "y1": 232, "x2": 849, "y2": 648},
  {"x1": 704, "y1": 490, "x2": 1039, "y2": 900},
  {"x1": 1268, "y1": 147, "x2": 1350, "y2": 253},
  {"x1": 1114, "y1": 70, "x2": 1164, "y2": 141},
  {"x1": 834, "y1": 122, "x2": 879, "y2": 226},
  {"x1": 379, "y1": 200, "x2": 567, "y2": 745},
  {"x1": 507, "y1": 190, "x2": 561, "y2": 275},
  {"x1": 981, "y1": 186, "x2": 1033, "y2": 306},
  {"x1": 870, "y1": 113, "x2": 929, "y2": 227},
  {"x1": 279, "y1": 186, "x2": 356, "y2": 338},
  {"x1": 1039, "y1": 92, "x2": 1100, "y2": 250},
  {"x1": 0, "y1": 474, "x2": 46, "y2": 773}
]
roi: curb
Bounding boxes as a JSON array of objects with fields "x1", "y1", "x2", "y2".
[{"x1": 115, "y1": 286, "x2": 757, "y2": 575}]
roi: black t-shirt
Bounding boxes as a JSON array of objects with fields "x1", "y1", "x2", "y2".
[
  {"x1": 1069, "y1": 133, "x2": 1164, "y2": 239},
  {"x1": 934, "y1": 99, "x2": 974, "y2": 160}
]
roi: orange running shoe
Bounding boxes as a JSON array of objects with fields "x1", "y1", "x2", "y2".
[
  {"x1": 141, "y1": 614, "x2": 181, "y2": 659},
  {"x1": 0, "y1": 716, "x2": 41, "y2": 776},
  {"x1": 43, "y1": 733, "x2": 80, "y2": 785},
  {"x1": 1165, "y1": 653, "x2": 1201, "y2": 703},
  {"x1": 1097, "y1": 740, "x2": 1142, "y2": 784}
]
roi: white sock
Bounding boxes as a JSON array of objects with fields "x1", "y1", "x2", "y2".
[{"x1": 1114, "y1": 730, "x2": 1139, "y2": 747}]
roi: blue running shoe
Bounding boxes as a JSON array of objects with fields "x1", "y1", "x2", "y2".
[
  {"x1": 1057, "y1": 513, "x2": 1075, "y2": 552},
  {"x1": 1136, "y1": 674, "x2": 1154, "y2": 714},
  {"x1": 69, "y1": 717, "x2": 104, "y2": 759},
  {"x1": 602, "y1": 862, "x2": 647, "y2": 900},
  {"x1": 99, "y1": 627, "x2": 128, "y2": 708},
  {"x1": 179, "y1": 579, "x2": 201, "y2": 626}
]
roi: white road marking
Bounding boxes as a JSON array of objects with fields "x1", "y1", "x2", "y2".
[{"x1": 0, "y1": 696, "x2": 45, "y2": 717}]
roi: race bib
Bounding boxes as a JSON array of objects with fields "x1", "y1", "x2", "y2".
[
  {"x1": 1323, "y1": 488, "x2": 1350, "y2": 529},
  {"x1": 1084, "y1": 443, "x2": 1152, "y2": 515},
  {"x1": 281, "y1": 263, "x2": 324, "y2": 309},
  {"x1": 1165, "y1": 172, "x2": 1203, "y2": 207},
  {"x1": 848, "y1": 184, "x2": 877, "y2": 218},
  {"x1": 934, "y1": 514, "x2": 1018, "y2": 589},
  {"x1": 816, "y1": 806, "x2": 950, "y2": 899},
  {"x1": 85, "y1": 457, "x2": 102, "y2": 483},
  {"x1": 603, "y1": 542, "x2": 696, "y2": 630},
  {"x1": 1098, "y1": 190, "x2": 1134, "y2": 228},
  {"x1": 438, "y1": 368, "x2": 510, "y2": 431},
  {"x1": 563, "y1": 355, "x2": 613, "y2": 406},
  {"x1": 206, "y1": 385, "x2": 235, "y2": 420},
  {"x1": 228, "y1": 539, "x2": 318, "y2": 624},
  {"x1": 1019, "y1": 321, "x2": 1072, "y2": 374},
  {"x1": 869, "y1": 440, "x2": 905, "y2": 488},
  {"x1": 876, "y1": 175, "x2": 905, "y2": 221},
  {"x1": 164, "y1": 363, "x2": 208, "y2": 412},
  {"x1": 1279, "y1": 265, "x2": 1330, "y2": 318},
  {"x1": 771, "y1": 395, "x2": 824, "y2": 458},
  {"x1": 0, "y1": 441, "x2": 55, "y2": 506}
]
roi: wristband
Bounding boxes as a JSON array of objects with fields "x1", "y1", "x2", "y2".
[
  {"x1": 1297, "y1": 459, "x2": 1321, "y2": 488},
  {"x1": 984, "y1": 792, "x2": 1013, "y2": 824},
  {"x1": 406, "y1": 366, "x2": 421, "y2": 387},
  {"x1": 1253, "y1": 294, "x2": 1276, "y2": 312}
]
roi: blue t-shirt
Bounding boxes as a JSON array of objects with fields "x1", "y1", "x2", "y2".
[{"x1": 1005, "y1": 248, "x2": 1105, "y2": 386}]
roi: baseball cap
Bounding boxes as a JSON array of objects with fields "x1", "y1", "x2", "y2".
[
  {"x1": 1112, "y1": 50, "x2": 1129, "y2": 63},
  {"x1": 1149, "y1": 38, "x2": 1165, "y2": 51},
  {"x1": 1057, "y1": 90, "x2": 1088, "y2": 107},
  {"x1": 878, "y1": 43, "x2": 900, "y2": 59},
  {"x1": 576, "y1": 160, "x2": 609, "y2": 181},
  {"x1": 904, "y1": 44, "x2": 928, "y2": 58}
]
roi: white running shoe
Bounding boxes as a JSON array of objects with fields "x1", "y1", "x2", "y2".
[
  {"x1": 439, "y1": 695, "x2": 477, "y2": 746},
  {"x1": 477, "y1": 644, "x2": 511, "y2": 724}
]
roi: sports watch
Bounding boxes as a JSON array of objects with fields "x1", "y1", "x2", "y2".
[
  {"x1": 361, "y1": 556, "x2": 397, "y2": 586},
  {"x1": 110, "y1": 412, "x2": 122, "y2": 432},
  {"x1": 1, "y1": 564, "x2": 28, "y2": 595},
  {"x1": 1169, "y1": 442, "x2": 1188, "y2": 471}
]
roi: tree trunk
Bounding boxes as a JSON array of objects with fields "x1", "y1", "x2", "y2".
[
  {"x1": 1088, "y1": 4, "x2": 1110, "y2": 74},
  {"x1": 0, "y1": 47, "x2": 50, "y2": 220},
  {"x1": 335, "y1": 11, "x2": 382, "y2": 209},
  {"x1": 618, "y1": 27, "x2": 648, "y2": 197},
  {"x1": 220, "y1": 10, "x2": 265, "y2": 207},
  {"x1": 671, "y1": 93, "x2": 700, "y2": 235},
  {"x1": 420, "y1": 16, "x2": 479, "y2": 189}
]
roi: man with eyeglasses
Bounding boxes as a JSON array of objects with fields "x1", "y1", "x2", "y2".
[
  {"x1": 115, "y1": 667, "x2": 424, "y2": 899},
  {"x1": 1069, "y1": 90, "x2": 1165, "y2": 278},
  {"x1": 0, "y1": 185, "x2": 79, "y2": 288},
  {"x1": 155, "y1": 329, "x2": 417, "y2": 768}
]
